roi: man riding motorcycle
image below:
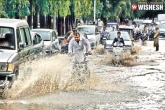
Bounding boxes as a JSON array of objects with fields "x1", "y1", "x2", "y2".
[
  {"x1": 141, "y1": 25, "x2": 148, "y2": 43},
  {"x1": 100, "y1": 26, "x2": 108, "y2": 44},
  {"x1": 133, "y1": 24, "x2": 140, "y2": 41},
  {"x1": 112, "y1": 31, "x2": 125, "y2": 46},
  {"x1": 68, "y1": 32, "x2": 92, "y2": 62},
  {"x1": 149, "y1": 23, "x2": 155, "y2": 40}
]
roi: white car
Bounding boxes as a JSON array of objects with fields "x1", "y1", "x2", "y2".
[
  {"x1": 158, "y1": 23, "x2": 165, "y2": 37},
  {"x1": 77, "y1": 25, "x2": 101, "y2": 49},
  {"x1": 32, "y1": 29, "x2": 61, "y2": 54},
  {"x1": 104, "y1": 31, "x2": 132, "y2": 52}
]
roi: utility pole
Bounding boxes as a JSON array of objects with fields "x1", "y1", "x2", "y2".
[{"x1": 94, "y1": 0, "x2": 96, "y2": 21}]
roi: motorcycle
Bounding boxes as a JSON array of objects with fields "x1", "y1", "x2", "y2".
[
  {"x1": 61, "y1": 39, "x2": 68, "y2": 54},
  {"x1": 101, "y1": 33, "x2": 108, "y2": 45},
  {"x1": 70, "y1": 51, "x2": 91, "y2": 83},
  {"x1": 141, "y1": 33, "x2": 148, "y2": 45},
  {"x1": 149, "y1": 31, "x2": 154, "y2": 41},
  {"x1": 112, "y1": 45, "x2": 124, "y2": 66},
  {"x1": 133, "y1": 32, "x2": 140, "y2": 41}
]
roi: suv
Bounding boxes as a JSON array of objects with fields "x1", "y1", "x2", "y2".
[{"x1": 0, "y1": 18, "x2": 36, "y2": 89}]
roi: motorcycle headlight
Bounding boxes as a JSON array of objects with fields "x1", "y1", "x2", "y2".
[
  {"x1": 0, "y1": 63, "x2": 8, "y2": 71},
  {"x1": 8, "y1": 63, "x2": 14, "y2": 72}
]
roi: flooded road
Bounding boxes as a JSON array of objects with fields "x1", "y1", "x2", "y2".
[{"x1": 0, "y1": 38, "x2": 165, "y2": 110}]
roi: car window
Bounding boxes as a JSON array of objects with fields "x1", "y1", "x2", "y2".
[
  {"x1": 32, "y1": 31, "x2": 51, "y2": 41},
  {"x1": 17, "y1": 28, "x2": 22, "y2": 48},
  {"x1": 95, "y1": 28, "x2": 98, "y2": 33},
  {"x1": 52, "y1": 31, "x2": 57, "y2": 40},
  {"x1": 77, "y1": 27, "x2": 95, "y2": 35},
  {"x1": 33, "y1": 34, "x2": 42, "y2": 45},
  {"x1": 158, "y1": 24, "x2": 165, "y2": 28},
  {"x1": 0, "y1": 27, "x2": 15, "y2": 50},
  {"x1": 20, "y1": 28, "x2": 28, "y2": 47},
  {"x1": 25, "y1": 27, "x2": 32, "y2": 46},
  {"x1": 107, "y1": 32, "x2": 130, "y2": 41}
]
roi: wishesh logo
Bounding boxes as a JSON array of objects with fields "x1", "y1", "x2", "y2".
[{"x1": 132, "y1": 2, "x2": 164, "y2": 10}]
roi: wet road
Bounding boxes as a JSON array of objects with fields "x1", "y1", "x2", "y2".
[{"x1": 0, "y1": 38, "x2": 165, "y2": 110}]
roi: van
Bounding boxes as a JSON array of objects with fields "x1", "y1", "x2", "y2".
[{"x1": 0, "y1": 18, "x2": 36, "y2": 89}]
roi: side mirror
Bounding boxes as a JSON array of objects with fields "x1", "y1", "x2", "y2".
[{"x1": 19, "y1": 42, "x2": 25, "y2": 50}]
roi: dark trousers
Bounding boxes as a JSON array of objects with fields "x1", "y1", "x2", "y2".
[{"x1": 156, "y1": 45, "x2": 159, "y2": 51}]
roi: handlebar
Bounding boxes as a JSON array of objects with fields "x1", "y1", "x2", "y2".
[{"x1": 112, "y1": 46, "x2": 123, "y2": 47}]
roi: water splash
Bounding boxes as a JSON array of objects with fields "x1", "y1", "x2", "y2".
[{"x1": 5, "y1": 54, "x2": 99, "y2": 99}]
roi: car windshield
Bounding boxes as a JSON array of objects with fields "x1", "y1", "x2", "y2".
[
  {"x1": 0, "y1": 27, "x2": 15, "y2": 50},
  {"x1": 107, "y1": 32, "x2": 130, "y2": 41},
  {"x1": 107, "y1": 24, "x2": 117, "y2": 29},
  {"x1": 77, "y1": 27, "x2": 95, "y2": 35},
  {"x1": 119, "y1": 29, "x2": 132, "y2": 36},
  {"x1": 158, "y1": 24, "x2": 165, "y2": 28},
  {"x1": 32, "y1": 31, "x2": 51, "y2": 41}
]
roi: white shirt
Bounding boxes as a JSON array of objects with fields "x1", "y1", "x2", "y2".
[
  {"x1": 68, "y1": 36, "x2": 91, "y2": 54},
  {"x1": 98, "y1": 21, "x2": 103, "y2": 26}
]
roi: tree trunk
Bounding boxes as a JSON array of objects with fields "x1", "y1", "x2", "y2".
[
  {"x1": 37, "y1": 12, "x2": 40, "y2": 28},
  {"x1": 64, "y1": 17, "x2": 66, "y2": 35}
]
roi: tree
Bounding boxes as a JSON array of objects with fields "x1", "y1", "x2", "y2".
[
  {"x1": 0, "y1": 0, "x2": 8, "y2": 18},
  {"x1": 2, "y1": 0, "x2": 30, "y2": 19}
]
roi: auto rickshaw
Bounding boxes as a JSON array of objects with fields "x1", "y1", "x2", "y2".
[{"x1": 118, "y1": 25, "x2": 134, "y2": 45}]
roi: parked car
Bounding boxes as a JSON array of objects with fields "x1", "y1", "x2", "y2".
[
  {"x1": 158, "y1": 23, "x2": 165, "y2": 37},
  {"x1": 31, "y1": 32, "x2": 44, "y2": 57},
  {"x1": 0, "y1": 18, "x2": 37, "y2": 89},
  {"x1": 104, "y1": 31, "x2": 132, "y2": 52},
  {"x1": 77, "y1": 25, "x2": 101, "y2": 49},
  {"x1": 32, "y1": 29, "x2": 61, "y2": 54}
]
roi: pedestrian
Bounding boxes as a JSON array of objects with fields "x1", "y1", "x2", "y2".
[
  {"x1": 154, "y1": 27, "x2": 159, "y2": 51},
  {"x1": 98, "y1": 19, "x2": 104, "y2": 31}
]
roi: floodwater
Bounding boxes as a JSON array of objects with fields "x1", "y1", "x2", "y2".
[{"x1": 0, "y1": 38, "x2": 165, "y2": 110}]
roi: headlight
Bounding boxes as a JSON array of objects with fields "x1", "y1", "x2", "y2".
[
  {"x1": 8, "y1": 63, "x2": 14, "y2": 72},
  {"x1": 0, "y1": 63, "x2": 8, "y2": 71}
]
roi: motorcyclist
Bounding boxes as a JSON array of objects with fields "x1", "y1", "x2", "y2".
[
  {"x1": 149, "y1": 23, "x2": 155, "y2": 40},
  {"x1": 67, "y1": 28, "x2": 77, "y2": 42},
  {"x1": 68, "y1": 32, "x2": 92, "y2": 62},
  {"x1": 112, "y1": 31, "x2": 125, "y2": 46},
  {"x1": 141, "y1": 25, "x2": 148, "y2": 41},
  {"x1": 133, "y1": 24, "x2": 140, "y2": 39},
  {"x1": 100, "y1": 26, "x2": 108, "y2": 44}
]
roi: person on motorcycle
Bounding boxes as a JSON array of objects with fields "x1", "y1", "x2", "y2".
[
  {"x1": 100, "y1": 26, "x2": 108, "y2": 44},
  {"x1": 112, "y1": 31, "x2": 125, "y2": 46},
  {"x1": 67, "y1": 28, "x2": 77, "y2": 42},
  {"x1": 149, "y1": 23, "x2": 155, "y2": 40},
  {"x1": 68, "y1": 32, "x2": 92, "y2": 55},
  {"x1": 133, "y1": 24, "x2": 140, "y2": 38},
  {"x1": 141, "y1": 25, "x2": 148, "y2": 41}
]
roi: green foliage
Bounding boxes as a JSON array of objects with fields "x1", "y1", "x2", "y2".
[
  {"x1": 74, "y1": 0, "x2": 93, "y2": 19},
  {"x1": 0, "y1": 0, "x2": 8, "y2": 18},
  {"x1": 2, "y1": 0, "x2": 30, "y2": 18}
]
